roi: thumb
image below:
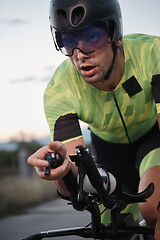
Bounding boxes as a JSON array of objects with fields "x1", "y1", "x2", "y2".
[{"x1": 48, "y1": 141, "x2": 67, "y2": 157}]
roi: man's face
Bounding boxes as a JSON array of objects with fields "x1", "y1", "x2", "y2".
[
  {"x1": 70, "y1": 40, "x2": 114, "y2": 84},
  {"x1": 53, "y1": 23, "x2": 118, "y2": 84},
  {"x1": 59, "y1": 25, "x2": 114, "y2": 84}
]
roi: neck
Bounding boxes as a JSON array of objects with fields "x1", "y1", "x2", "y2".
[{"x1": 92, "y1": 46, "x2": 124, "y2": 91}]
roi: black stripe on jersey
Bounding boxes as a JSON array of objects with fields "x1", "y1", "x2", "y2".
[
  {"x1": 151, "y1": 74, "x2": 160, "y2": 103},
  {"x1": 53, "y1": 113, "x2": 82, "y2": 142},
  {"x1": 122, "y1": 76, "x2": 142, "y2": 97}
]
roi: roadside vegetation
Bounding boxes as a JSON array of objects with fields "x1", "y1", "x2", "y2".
[
  {"x1": 0, "y1": 139, "x2": 56, "y2": 218},
  {"x1": 0, "y1": 137, "x2": 92, "y2": 218},
  {"x1": 0, "y1": 175, "x2": 56, "y2": 217}
]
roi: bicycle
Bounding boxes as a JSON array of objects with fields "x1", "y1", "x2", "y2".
[{"x1": 22, "y1": 145, "x2": 155, "y2": 240}]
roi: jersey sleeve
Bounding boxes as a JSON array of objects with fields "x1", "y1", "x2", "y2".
[
  {"x1": 53, "y1": 113, "x2": 83, "y2": 143},
  {"x1": 44, "y1": 68, "x2": 83, "y2": 143}
]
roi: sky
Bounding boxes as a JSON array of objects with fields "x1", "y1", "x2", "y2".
[{"x1": 0, "y1": 0, "x2": 160, "y2": 143}]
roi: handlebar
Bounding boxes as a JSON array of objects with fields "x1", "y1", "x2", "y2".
[
  {"x1": 22, "y1": 145, "x2": 155, "y2": 240},
  {"x1": 75, "y1": 145, "x2": 115, "y2": 208},
  {"x1": 44, "y1": 145, "x2": 154, "y2": 210},
  {"x1": 23, "y1": 225, "x2": 155, "y2": 240}
]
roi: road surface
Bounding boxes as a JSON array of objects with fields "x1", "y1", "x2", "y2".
[{"x1": 0, "y1": 198, "x2": 92, "y2": 240}]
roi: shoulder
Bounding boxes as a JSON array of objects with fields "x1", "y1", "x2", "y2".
[
  {"x1": 123, "y1": 33, "x2": 160, "y2": 48},
  {"x1": 123, "y1": 34, "x2": 160, "y2": 65}
]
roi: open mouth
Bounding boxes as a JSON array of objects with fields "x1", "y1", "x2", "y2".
[
  {"x1": 79, "y1": 65, "x2": 97, "y2": 78},
  {"x1": 81, "y1": 66, "x2": 95, "y2": 71}
]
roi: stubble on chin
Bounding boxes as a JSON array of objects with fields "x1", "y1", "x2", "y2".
[{"x1": 82, "y1": 72, "x2": 106, "y2": 85}]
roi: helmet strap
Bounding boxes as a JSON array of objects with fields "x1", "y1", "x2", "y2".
[{"x1": 104, "y1": 42, "x2": 118, "y2": 80}]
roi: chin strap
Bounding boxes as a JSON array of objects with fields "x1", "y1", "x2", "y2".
[{"x1": 104, "y1": 42, "x2": 118, "y2": 80}]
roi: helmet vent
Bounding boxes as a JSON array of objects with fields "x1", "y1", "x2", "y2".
[
  {"x1": 71, "y1": 6, "x2": 85, "y2": 26},
  {"x1": 57, "y1": 9, "x2": 68, "y2": 27}
]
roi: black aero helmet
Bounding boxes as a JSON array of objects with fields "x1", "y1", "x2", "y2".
[{"x1": 49, "y1": 0, "x2": 123, "y2": 41}]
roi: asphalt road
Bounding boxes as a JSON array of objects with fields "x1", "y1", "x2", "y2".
[{"x1": 0, "y1": 198, "x2": 92, "y2": 240}]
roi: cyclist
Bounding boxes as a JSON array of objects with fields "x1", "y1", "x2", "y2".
[{"x1": 28, "y1": 0, "x2": 160, "y2": 239}]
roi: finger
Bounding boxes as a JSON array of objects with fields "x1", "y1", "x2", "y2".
[
  {"x1": 34, "y1": 145, "x2": 54, "y2": 157},
  {"x1": 48, "y1": 141, "x2": 67, "y2": 157},
  {"x1": 34, "y1": 166, "x2": 44, "y2": 174},
  {"x1": 28, "y1": 142, "x2": 66, "y2": 166},
  {"x1": 27, "y1": 145, "x2": 52, "y2": 166},
  {"x1": 27, "y1": 156, "x2": 49, "y2": 167}
]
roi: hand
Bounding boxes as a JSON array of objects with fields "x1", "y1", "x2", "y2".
[{"x1": 27, "y1": 141, "x2": 71, "y2": 181}]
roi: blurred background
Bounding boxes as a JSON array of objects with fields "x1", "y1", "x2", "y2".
[{"x1": 0, "y1": 0, "x2": 159, "y2": 217}]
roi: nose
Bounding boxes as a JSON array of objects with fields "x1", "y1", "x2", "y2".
[
  {"x1": 72, "y1": 41, "x2": 89, "y2": 59},
  {"x1": 74, "y1": 48, "x2": 89, "y2": 60}
]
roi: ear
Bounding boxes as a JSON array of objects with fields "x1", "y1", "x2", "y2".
[{"x1": 115, "y1": 38, "x2": 123, "y2": 47}]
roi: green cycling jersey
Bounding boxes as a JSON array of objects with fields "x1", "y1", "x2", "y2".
[{"x1": 44, "y1": 34, "x2": 160, "y2": 144}]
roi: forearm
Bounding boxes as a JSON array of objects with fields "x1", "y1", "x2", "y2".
[
  {"x1": 54, "y1": 179, "x2": 71, "y2": 197},
  {"x1": 54, "y1": 161, "x2": 78, "y2": 198},
  {"x1": 53, "y1": 139, "x2": 85, "y2": 197}
]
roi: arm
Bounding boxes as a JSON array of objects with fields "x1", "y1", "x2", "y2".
[
  {"x1": 54, "y1": 138, "x2": 86, "y2": 197},
  {"x1": 41, "y1": 63, "x2": 86, "y2": 196},
  {"x1": 27, "y1": 139, "x2": 85, "y2": 198}
]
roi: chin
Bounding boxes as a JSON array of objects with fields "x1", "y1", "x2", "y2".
[
  {"x1": 82, "y1": 74, "x2": 100, "y2": 83},
  {"x1": 84, "y1": 78, "x2": 99, "y2": 84},
  {"x1": 88, "y1": 78, "x2": 104, "y2": 84}
]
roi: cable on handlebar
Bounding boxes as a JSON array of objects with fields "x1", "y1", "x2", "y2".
[{"x1": 75, "y1": 145, "x2": 115, "y2": 208}]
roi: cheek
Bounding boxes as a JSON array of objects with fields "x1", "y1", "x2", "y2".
[
  {"x1": 98, "y1": 56, "x2": 110, "y2": 70},
  {"x1": 98, "y1": 63, "x2": 108, "y2": 77},
  {"x1": 99, "y1": 48, "x2": 113, "y2": 67}
]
